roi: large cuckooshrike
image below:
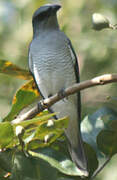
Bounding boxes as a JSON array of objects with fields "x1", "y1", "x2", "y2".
[{"x1": 28, "y1": 4, "x2": 88, "y2": 175}]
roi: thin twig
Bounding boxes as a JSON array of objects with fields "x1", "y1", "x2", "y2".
[
  {"x1": 12, "y1": 73, "x2": 117, "y2": 124},
  {"x1": 91, "y1": 156, "x2": 111, "y2": 179}
]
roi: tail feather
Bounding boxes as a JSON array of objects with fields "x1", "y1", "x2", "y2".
[{"x1": 66, "y1": 130, "x2": 88, "y2": 176}]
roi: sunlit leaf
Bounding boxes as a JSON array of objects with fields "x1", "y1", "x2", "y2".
[
  {"x1": 11, "y1": 113, "x2": 61, "y2": 148},
  {"x1": 26, "y1": 139, "x2": 45, "y2": 149},
  {"x1": 17, "y1": 113, "x2": 56, "y2": 127},
  {"x1": 27, "y1": 133, "x2": 64, "y2": 150},
  {"x1": 4, "y1": 80, "x2": 40, "y2": 121},
  {"x1": 0, "y1": 122, "x2": 14, "y2": 148},
  {"x1": 34, "y1": 117, "x2": 69, "y2": 138},
  {"x1": 20, "y1": 115, "x2": 68, "y2": 149},
  {"x1": 0, "y1": 59, "x2": 32, "y2": 80},
  {"x1": 28, "y1": 148, "x2": 88, "y2": 177}
]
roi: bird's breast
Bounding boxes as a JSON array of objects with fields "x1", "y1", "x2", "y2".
[{"x1": 31, "y1": 33, "x2": 76, "y2": 96}]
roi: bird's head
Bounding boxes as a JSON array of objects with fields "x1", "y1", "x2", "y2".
[
  {"x1": 32, "y1": 4, "x2": 61, "y2": 22},
  {"x1": 32, "y1": 4, "x2": 61, "y2": 36}
]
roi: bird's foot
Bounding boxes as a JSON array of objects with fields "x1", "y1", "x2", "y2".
[
  {"x1": 58, "y1": 88, "x2": 66, "y2": 99},
  {"x1": 38, "y1": 100, "x2": 47, "y2": 112}
]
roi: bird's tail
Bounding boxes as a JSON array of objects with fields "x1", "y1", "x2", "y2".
[{"x1": 66, "y1": 130, "x2": 88, "y2": 177}]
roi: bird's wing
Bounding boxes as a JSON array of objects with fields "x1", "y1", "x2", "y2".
[
  {"x1": 28, "y1": 46, "x2": 45, "y2": 98},
  {"x1": 67, "y1": 39, "x2": 81, "y2": 121},
  {"x1": 28, "y1": 47, "x2": 33, "y2": 74}
]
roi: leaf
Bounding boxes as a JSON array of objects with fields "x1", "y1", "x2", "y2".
[
  {"x1": 26, "y1": 139, "x2": 45, "y2": 149},
  {"x1": 97, "y1": 120, "x2": 117, "y2": 156},
  {"x1": 0, "y1": 149, "x2": 12, "y2": 172},
  {"x1": 34, "y1": 155, "x2": 58, "y2": 180},
  {"x1": 11, "y1": 151, "x2": 58, "y2": 180},
  {"x1": 11, "y1": 152, "x2": 38, "y2": 180},
  {"x1": 0, "y1": 59, "x2": 32, "y2": 80},
  {"x1": 17, "y1": 113, "x2": 56, "y2": 127},
  {"x1": 81, "y1": 106, "x2": 117, "y2": 172},
  {"x1": 109, "y1": 120, "x2": 117, "y2": 131},
  {"x1": 0, "y1": 122, "x2": 14, "y2": 148},
  {"x1": 27, "y1": 117, "x2": 69, "y2": 148},
  {"x1": 81, "y1": 107, "x2": 117, "y2": 153},
  {"x1": 81, "y1": 115, "x2": 104, "y2": 153},
  {"x1": 28, "y1": 148, "x2": 88, "y2": 177},
  {"x1": 22, "y1": 115, "x2": 69, "y2": 149},
  {"x1": 10, "y1": 113, "x2": 65, "y2": 149},
  {"x1": 84, "y1": 143, "x2": 98, "y2": 176},
  {"x1": 4, "y1": 80, "x2": 40, "y2": 121},
  {"x1": 34, "y1": 116, "x2": 69, "y2": 138},
  {"x1": 26, "y1": 133, "x2": 63, "y2": 150}
]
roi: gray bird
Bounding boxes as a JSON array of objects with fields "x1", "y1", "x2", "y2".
[{"x1": 29, "y1": 4, "x2": 88, "y2": 175}]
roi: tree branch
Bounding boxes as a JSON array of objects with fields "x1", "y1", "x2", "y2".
[{"x1": 12, "y1": 73, "x2": 117, "y2": 124}]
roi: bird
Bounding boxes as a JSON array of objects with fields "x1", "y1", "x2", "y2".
[{"x1": 28, "y1": 4, "x2": 88, "y2": 176}]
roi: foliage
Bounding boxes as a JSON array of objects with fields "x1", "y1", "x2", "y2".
[
  {"x1": 0, "y1": 0, "x2": 117, "y2": 180},
  {"x1": 0, "y1": 60, "x2": 117, "y2": 180}
]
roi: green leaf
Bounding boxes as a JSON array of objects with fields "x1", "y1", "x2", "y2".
[
  {"x1": 28, "y1": 148, "x2": 88, "y2": 177},
  {"x1": 81, "y1": 115, "x2": 104, "y2": 153},
  {"x1": 26, "y1": 133, "x2": 63, "y2": 150},
  {"x1": 34, "y1": 155, "x2": 58, "y2": 180},
  {"x1": 81, "y1": 107, "x2": 117, "y2": 171},
  {"x1": 11, "y1": 152, "x2": 38, "y2": 180},
  {"x1": 11, "y1": 151, "x2": 58, "y2": 180},
  {"x1": 4, "y1": 80, "x2": 40, "y2": 121},
  {"x1": 84, "y1": 143, "x2": 98, "y2": 176},
  {"x1": 24, "y1": 116, "x2": 69, "y2": 149},
  {"x1": 0, "y1": 122, "x2": 14, "y2": 148},
  {"x1": 109, "y1": 120, "x2": 117, "y2": 131},
  {"x1": 34, "y1": 116, "x2": 69, "y2": 138},
  {"x1": 0, "y1": 149, "x2": 12, "y2": 172},
  {"x1": 26, "y1": 139, "x2": 45, "y2": 149},
  {"x1": 97, "y1": 121, "x2": 117, "y2": 156},
  {"x1": 11, "y1": 113, "x2": 67, "y2": 149},
  {"x1": 81, "y1": 107, "x2": 117, "y2": 152},
  {"x1": 0, "y1": 59, "x2": 32, "y2": 80},
  {"x1": 17, "y1": 113, "x2": 56, "y2": 127}
]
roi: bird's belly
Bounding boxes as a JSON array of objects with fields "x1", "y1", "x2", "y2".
[
  {"x1": 33, "y1": 52, "x2": 76, "y2": 98},
  {"x1": 33, "y1": 56, "x2": 78, "y2": 126}
]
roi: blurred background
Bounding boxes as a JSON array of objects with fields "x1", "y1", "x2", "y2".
[{"x1": 0, "y1": 0, "x2": 117, "y2": 179}]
